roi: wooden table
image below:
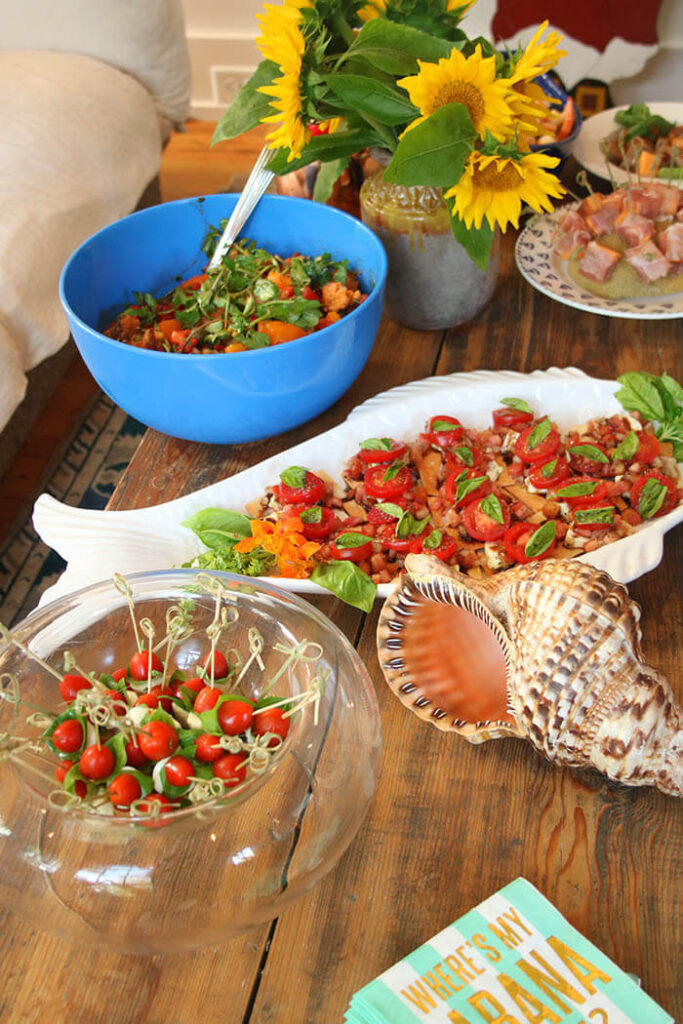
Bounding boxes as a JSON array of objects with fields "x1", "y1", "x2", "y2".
[{"x1": 4, "y1": 206, "x2": 682, "y2": 1024}]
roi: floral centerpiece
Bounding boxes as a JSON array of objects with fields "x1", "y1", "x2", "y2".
[{"x1": 214, "y1": 0, "x2": 567, "y2": 271}]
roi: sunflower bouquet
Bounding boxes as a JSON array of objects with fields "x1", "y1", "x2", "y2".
[{"x1": 214, "y1": 0, "x2": 567, "y2": 269}]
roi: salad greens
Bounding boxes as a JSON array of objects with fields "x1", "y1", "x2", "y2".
[
  {"x1": 614, "y1": 104, "x2": 675, "y2": 142},
  {"x1": 182, "y1": 508, "x2": 276, "y2": 576}
]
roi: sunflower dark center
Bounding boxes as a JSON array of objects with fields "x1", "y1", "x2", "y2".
[
  {"x1": 433, "y1": 82, "x2": 485, "y2": 129},
  {"x1": 474, "y1": 160, "x2": 521, "y2": 191}
]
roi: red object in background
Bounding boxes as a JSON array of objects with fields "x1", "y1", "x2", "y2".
[{"x1": 492, "y1": 0, "x2": 663, "y2": 52}]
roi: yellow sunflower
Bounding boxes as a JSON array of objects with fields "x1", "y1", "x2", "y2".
[
  {"x1": 445, "y1": 150, "x2": 565, "y2": 232},
  {"x1": 256, "y1": 0, "x2": 309, "y2": 71},
  {"x1": 256, "y1": 0, "x2": 312, "y2": 159},
  {"x1": 358, "y1": 0, "x2": 386, "y2": 21},
  {"x1": 506, "y1": 79, "x2": 550, "y2": 136},
  {"x1": 507, "y1": 20, "x2": 566, "y2": 85},
  {"x1": 446, "y1": 0, "x2": 477, "y2": 13},
  {"x1": 397, "y1": 45, "x2": 515, "y2": 142},
  {"x1": 259, "y1": 68, "x2": 309, "y2": 159}
]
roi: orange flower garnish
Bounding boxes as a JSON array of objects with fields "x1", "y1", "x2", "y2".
[{"x1": 234, "y1": 515, "x2": 321, "y2": 579}]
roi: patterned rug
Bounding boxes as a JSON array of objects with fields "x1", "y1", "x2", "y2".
[{"x1": 0, "y1": 394, "x2": 145, "y2": 626}]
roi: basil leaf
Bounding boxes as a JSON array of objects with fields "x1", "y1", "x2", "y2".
[
  {"x1": 527, "y1": 418, "x2": 552, "y2": 450},
  {"x1": 452, "y1": 445, "x2": 474, "y2": 467},
  {"x1": 334, "y1": 532, "x2": 370, "y2": 549},
  {"x1": 360, "y1": 437, "x2": 393, "y2": 451},
  {"x1": 480, "y1": 494, "x2": 504, "y2": 524},
  {"x1": 310, "y1": 561, "x2": 376, "y2": 613},
  {"x1": 299, "y1": 506, "x2": 322, "y2": 524},
  {"x1": 659, "y1": 373, "x2": 683, "y2": 405},
  {"x1": 524, "y1": 520, "x2": 556, "y2": 559},
  {"x1": 540, "y1": 458, "x2": 558, "y2": 479},
  {"x1": 42, "y1": 708, "x2": 88, "y2": 757},
  {"x1": 396, "y1": 513, "x2": 429, "y2": 538},
  {"x1": 454, "y1": 475, "x2": 487, "y2": 506},
  {"x1": 615, "y1": 372, "x2": 667, "y2": 423},
  {"x1": 422, "y1": 530, "x2": 443, "y2": 550},
  {"x1": 182, "y1": 508, "x2": 252, "y2": 552},
  {"x1": 382, "y1": 460, "x2": 407, "y2": 482},
  {"x1": 431, "y1": 418, "x2": 459, "y2": 433},
  {"x1": 280, "y1": 466, "x2": 309, "y2": 489},
  {"x1": 555, "y1": 481, "x2": 600, "y2": 499},
  {"x1": 637, "y1": 478, "x2": 668, "y2": 519},
  {"x1": 574, "y1": 506, "x2": 615, "y2": 525},
  {"x1": 104, "y1": 732, "x2": 129, "y2": 778},
  {"x1": 612, "y1": 431, "x2": 639, "y2": 461},
  {"x1": 374, "y1": 502, "x2": 404, "y2": 519},
  {"x1": 501, "y1": 397, "x2": 532, "y2": 414},
  {"x1": 568, "y1": 444, "x2": 609, "y2": 463}
]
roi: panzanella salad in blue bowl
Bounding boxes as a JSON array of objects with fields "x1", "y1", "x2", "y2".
[{"x1": 59, "y1": 194, "x2": 387, "y2": 444}]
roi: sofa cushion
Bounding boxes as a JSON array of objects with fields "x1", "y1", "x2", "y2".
[
  {"x1": 3, "y1": 0, "x2": 190, "y2": 131},
  {"x1": 0, "y1": 50, "x2": 164, "y2": 431}
]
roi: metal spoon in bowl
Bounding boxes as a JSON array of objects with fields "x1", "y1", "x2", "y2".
[{"x1": 207, "y1": 146, "x2": 275, "y2": 270}]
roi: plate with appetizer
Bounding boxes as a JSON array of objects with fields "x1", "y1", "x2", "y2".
[
  {"x1": 515, "y1": 181, "x2": 683, "y2": 318},
  {"x1": 33, "y1": 368, "x2": 683, "y2": 612},
  {"x1": 571, "y1": 102, "x2": 683, "y2": 186}
]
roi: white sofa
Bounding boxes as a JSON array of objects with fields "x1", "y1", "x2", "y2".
[{"x1": 0, "y1": 0, "x2": 191, "y2": 435}]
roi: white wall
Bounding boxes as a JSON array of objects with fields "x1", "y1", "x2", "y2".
[{"x1": 181, "y1": 0, "x2": 683, "y2": 121}]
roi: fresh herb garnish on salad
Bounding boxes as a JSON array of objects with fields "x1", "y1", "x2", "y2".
[{"x1": 615, "y1": 372, "x2": 683, "y2": 459}]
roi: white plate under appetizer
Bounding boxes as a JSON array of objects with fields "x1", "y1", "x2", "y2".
[
  {"x1": 570, "y1": 101, "x2": 683, "y2": 187},
  {"x1": 515, "y1": 207, "x2": 683, "y2": 319},
  {"x1": 32, "y1": 367, "x2": 683, "y2": 606}
]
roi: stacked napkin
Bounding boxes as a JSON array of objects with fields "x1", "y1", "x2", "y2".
[{"x1": 345, "y1": 878, "x2": 672, "y2": 1024}]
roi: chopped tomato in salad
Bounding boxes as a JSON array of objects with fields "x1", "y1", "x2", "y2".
[
  {"x1": 183, "y1": 394, "x2": 683, "y2": 612},
  {"x1": 105, "y1": 236, "x2": 367, "y2": 354}
]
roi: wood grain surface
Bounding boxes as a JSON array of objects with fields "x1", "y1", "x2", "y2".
[{"x1": 2, "y1": 197, "x2": 681, "y2": 1024}]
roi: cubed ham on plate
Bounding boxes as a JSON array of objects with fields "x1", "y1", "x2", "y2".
[
  {"x1": 625, "y1": 238, "x2": 672, "y2": 283},
  {"x1": 614, "y1": 210, "x2": 655, "y2": 248},
  {"x1": 658, "y1": 222, "x2": 683, "y2": 262},
  {"x1": 553, "y1": 209, "x2": 591, "y2": 258},
  {"x1": 578, "y1": 240, "x2": 622, "y2": 283},
  {"x1": 579, "y1": 193, "x2": 622, "y2": 235},
  {"x1": 628, "y1": 188, "x2": 662, "y2": 221},
  {"x1": 649, "y1": 183, "x2": 681, "y2": 219}
]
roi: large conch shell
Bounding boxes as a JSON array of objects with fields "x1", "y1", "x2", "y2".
[{"x1": 377, "y1": 554, "x2": 682, "y2": 796}]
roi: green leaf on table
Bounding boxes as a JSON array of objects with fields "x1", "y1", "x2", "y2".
[
  {"x1": 212, "y1": 61, "x2": 280, "y2": 143},
  {"x1": 310, "y1": 560, "x2": 376, "y2": 612},
  {"x1": 383, "y1": 104, "x2": 475, "y2": 187},
  {"x1": 181, "y1": 508, "x2": 252, "y2": 552},
  {"x1": 326, "y1": 73, "x2": 419, "y2": 126},
  {"x1": 343, "y1": 19, "x2": 456, "y2": 75}
]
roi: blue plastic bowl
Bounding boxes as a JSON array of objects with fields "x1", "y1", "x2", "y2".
[{"x1": 59, "y1": 195, "x2": 387, "y2": 444}]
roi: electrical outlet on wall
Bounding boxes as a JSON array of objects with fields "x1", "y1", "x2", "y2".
[{"x1": 212, "y1": 66, "x2": 253, "y2": 105}]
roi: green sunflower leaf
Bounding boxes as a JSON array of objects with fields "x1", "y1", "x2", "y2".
[
  {"x1": 343, "y1": 19, "x2": 456, "y2": 75},
  {"x1": 212, "y1": 61, "x2": 280, "y2": 143},
  {"x1": 383, "y1": 104, "x2": 476, "y2": 187},
  {"x1": 325, "y1": 73, "x2": 419, "y2": 126}
]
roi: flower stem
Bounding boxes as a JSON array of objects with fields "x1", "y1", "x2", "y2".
[{"x1": 331, "y1": 13, "x2": 354, "y2": 47}]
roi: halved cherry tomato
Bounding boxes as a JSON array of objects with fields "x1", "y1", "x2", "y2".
[
  {"x1": 252, "y1": 706, "x2": 290, "y2": 747},
  {"x1": 635, "y1": 432, "x2": 661, "y2": 464},
  {"x1": 275, "y1": 470, "x2": 325, "y2": 506},
  {"x1": 55, "y1": 760, "x2": 75, "y2": 783},
  {"x1": 567, "y1": 442, "x2": 610, "y2": 476},
  {"x1": 462, "y1": 496, "x2": 511, "y2": 542},
  {"x1": 367, "y1": 498, "x2": 406, "y2": 525},
  {"x1": 59, "y1": 674, "x2": 92, "y2": 702},
  {"x1": 108, "y1": 773, "x2": 142, "y2": 808},
  {"x1": 377, "y1": 525, "x2": 423, "y2": 554},
  {"x1": 571, "y1": 500, "x2": 615, "y2": 534},
  {"x1": 138, "y1": 720, "x2": 179, "y2": 761},
  {"x1": 415, "y1": 530, "x2": 459, "y2": 561},
  {"x1": 527, "y1": 457, "x2": 570, "y2": 491},
  {"x1": 364, "y1": 464, "x2": 413, "y2": 500},
  {"x1": 357, "y1": 439, "x2": 408, "y2": 465},
  {"x1": 80, "y1": 744, "x2": 116, "y2": 781},
  {"x1": 443, "y1": 468, "x2": 491, "y2": 506},
  {"x1": 129, "y1": 651, "x2": 163, "y2": 681},
  {"x1": 425, "y1": 415, "x2": 463, "y2": 447},
  {"x1": 328, "y1": 534, "x2": 373, "y2": 562},
  {"x1": 492, "y1": 407, "x2": 534, "y2": 431},
  {"x1": 302, "y1": 285, "x2": 319, "y2": 302},
  {"x1": 504, "y1": 522, "x2": 556, "y2": 564},
  {"x1": 260, "y1": 320, "x2": 307, "y2": 345},
  {"x1": 630, "y1": 471, "x2": 678, "y2": 519},
  {"x1": 514, "y1": 421, "x2": 560, "y2": 463},
  {"x1": 298, "y1": 505, "x2": 336, "y2": 541},
  {"x1": 552, "y1": 477, "x2": 607, "y2": 508}
]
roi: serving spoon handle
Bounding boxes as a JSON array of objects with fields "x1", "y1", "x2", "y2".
[{"x1": 207, "y1": 146, "x2": 275, "y2": 269}]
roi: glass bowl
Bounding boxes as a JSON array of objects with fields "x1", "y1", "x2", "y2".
[{"x1": 0, "y1": 570, "x2": 381, "y2": 954}]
